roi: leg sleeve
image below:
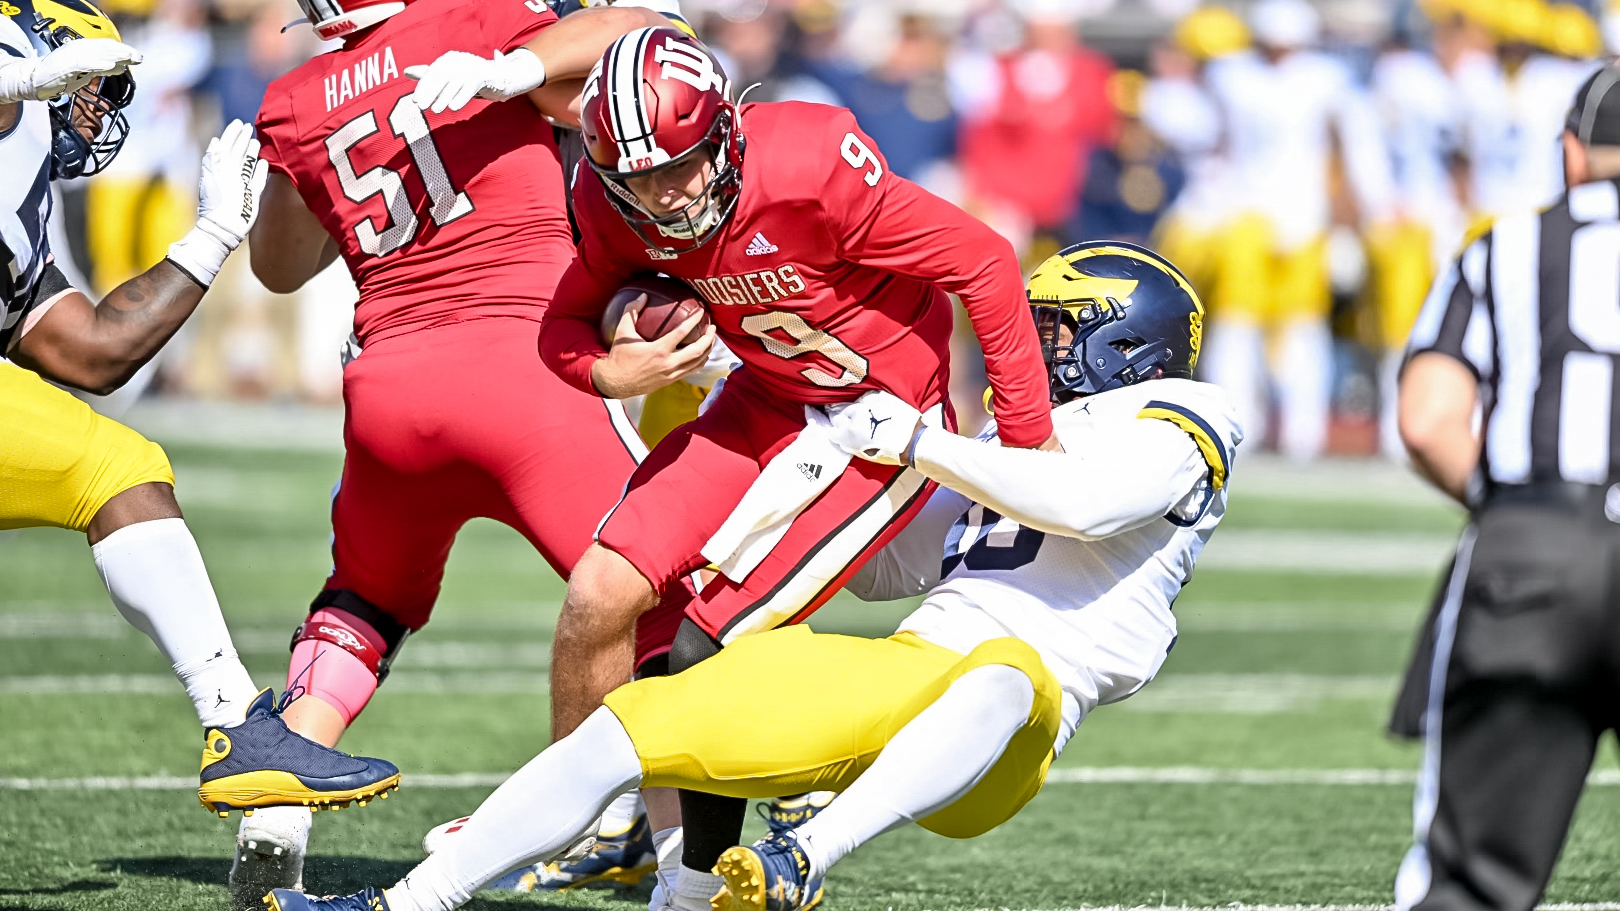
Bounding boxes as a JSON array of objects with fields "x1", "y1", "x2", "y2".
[{"x1": 0, "y1": 363, "x2": 173, "y2": 533}]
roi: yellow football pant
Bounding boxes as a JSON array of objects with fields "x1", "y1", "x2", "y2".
[
  {"x1": 1210, "y1": 213, "x2": 1330, "y2": 325},
  {"x1": 604, "y1": 624, "x2": 1064, "y2": 839},
  {"x1": 1153, "y1": 215, "x2": 1221, "y2": 300},
  {"x1": 0, "y1": 362, "x2": 174, "y2": 532},
  {"x1": 1366, "y1": 221, "x2": 1435, "y2": 351},
  {"x1": 86, "y1": 176, "x2": 195, "y2": 293},
  {"x1": 638, "y1": 379, "x2": 711, "y2": 449}
]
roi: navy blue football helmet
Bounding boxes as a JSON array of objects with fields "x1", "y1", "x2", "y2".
[{"x1": 1025, "y1": 241, "x2": 1204, "y2": 403}]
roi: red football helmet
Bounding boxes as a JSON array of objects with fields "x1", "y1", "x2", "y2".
[
  {"x1": 580, "y1": 27, "x2": 743, "y2": 254},
  {"x1": 296, "y1": 0, "x2": 404, "y2": 41}
]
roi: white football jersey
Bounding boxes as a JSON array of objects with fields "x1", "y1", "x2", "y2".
[
  {"x1": 1372, "y1": 47, "x2": 1465, "y2": 252},
  {"x1": 851, "y1": 379, "x2": 1241, "y2": 750},
  {"x1": 1457, "y1": 51, "x2": 1597, "y2": 218},
  {"x1": 0, "y1": 13, "x2": 58, "y2": 351},
  {"x1": 1206, "y1": 48, "x2": 1392, "y2": 248}
]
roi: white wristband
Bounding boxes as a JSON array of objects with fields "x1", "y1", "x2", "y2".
[{"x1": 165, "y1": 219, "x2": 239, "y2": 288}]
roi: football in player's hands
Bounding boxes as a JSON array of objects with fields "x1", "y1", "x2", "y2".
[{"x1": 600, "y1": 277, "x2": 711, "y2": 347}]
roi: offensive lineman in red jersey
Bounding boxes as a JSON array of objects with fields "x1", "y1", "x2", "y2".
[
  {"x1": 228, "y1": 0, "x2": 688, "y2": 903},
  {"x1": 531, "y1": 27, "x2": 1056, "y2": 903}
]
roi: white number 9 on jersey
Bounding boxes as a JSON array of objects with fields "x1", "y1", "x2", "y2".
[{"x1": 840, "y1": 132, "x2": 882, "y2": 187}]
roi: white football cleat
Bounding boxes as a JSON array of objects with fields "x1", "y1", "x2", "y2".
[{"x1": 229, "y1": 805, "x2": 311, "y2": 911}]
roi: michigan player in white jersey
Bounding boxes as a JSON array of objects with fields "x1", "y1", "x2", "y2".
[
  {"x1": 265, "y1": 241, "x2": 1242, "y2": 911},
  {"x1": 1202, "y1": 0, "x2": 1392, "y2": 462},
  {"x1": 1368, "y1": 37, "x2": 1466, "y2": 460},
  {"x1": 1452, "y1": 0, "x2": 1597, "y2": 219},
  {"x1": 0, "y1": 0, "x2": 400, "y2": 815},
  {"x1": 1144, "y1": 4, "x2": 1249, "y2": 300}
]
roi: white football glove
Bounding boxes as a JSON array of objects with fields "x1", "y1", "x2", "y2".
[
  {"x1": 166, "y1": 119, "x2": 269, "y2": 287},
  {"x1": 0, "y1": 38, "x2": 142, "y2": 103},
  {"x1": 404, "y1": 48, "x2": 546, "y2": 114},
  {"x1": 827, "y1": 390, "x2": 924, "y2": 466}
]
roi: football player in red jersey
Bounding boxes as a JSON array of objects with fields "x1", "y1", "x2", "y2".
[
  {"x1": 231, "y1": 0, "x2": 690, "y2": 903},
  {"x1": 529, "y1": 27, "x2": 1058, "y2": 903}
]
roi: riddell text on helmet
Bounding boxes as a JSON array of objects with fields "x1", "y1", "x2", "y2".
[{"x1": 686, "y1": 265, "x2": 808, "y2": 308}]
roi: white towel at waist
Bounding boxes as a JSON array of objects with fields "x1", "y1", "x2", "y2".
[{"x1": 702, "y1": 402, "x2": 943, "y2": 583}]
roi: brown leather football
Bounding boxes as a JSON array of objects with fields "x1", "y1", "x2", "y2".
[{"x1": 599, "y1": 277, "x2": 710, "y2": 346}]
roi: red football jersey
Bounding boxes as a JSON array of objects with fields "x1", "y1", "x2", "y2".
[
  {"x1": 541, "y1": 102, "x2": 1054, "y2": 447},
  {"x1": 256, "y1": 0, "x2": 575, "y2": 345}
]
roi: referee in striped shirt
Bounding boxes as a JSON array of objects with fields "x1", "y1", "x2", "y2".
[{"x1": 1391, "y1": 64, "x2": 1620, "y2": 911}]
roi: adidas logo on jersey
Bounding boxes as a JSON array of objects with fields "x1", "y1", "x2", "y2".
[
  {"x1": 744, "y1": 232, "x2": 778, "y2": 256},
  {"x1": 797, "y1": 462, "x2": 822, "y2": 481}
]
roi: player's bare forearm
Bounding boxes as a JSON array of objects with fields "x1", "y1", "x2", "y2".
[
  {"x1": 1398, "y1": 352, "x2": 1479, "y2": 505},
  {"x1": 10, "y1": 261, "x2": 204, "y2": 395},
  {"x1": 522, "y1": 6, "x2": 669, "y2": 118},
  {"x1": 250, "y1": 172, "x2": 336, "y2": 293}
]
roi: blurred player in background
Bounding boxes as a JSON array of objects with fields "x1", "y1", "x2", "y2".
[
  {"x1": 1452, "y1": 0, "x2": 1597, "y2": 223},
  {"x1": 520, "y1": 26, "x2": 1054, "y2": 911},
  {"x1": 1143, "y1": 4, "x2": 1247, "y2": 300},
  {"x1": 229, "y1": 0, "x2": 689, "y2": 902},
  {"x1": 1366, "y1": 6, "x2": 1467, "y2": 461},
  {"x1": 1201, "y1": 0, "x2": 1393, "y2": 461},
  {"x1": 263, "y1": 241, "x2": 1241, "y2": 911},
  {"x1": 0, "y1": 0, "x2": 400, "y2": 819}
]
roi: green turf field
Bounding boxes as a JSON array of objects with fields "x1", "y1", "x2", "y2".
[{"x1": 3, "y1": 434, "x2": 1618, "y2": 911}]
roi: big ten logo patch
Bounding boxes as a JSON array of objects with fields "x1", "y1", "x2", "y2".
[{"x1": 689, "y1": 265, "x2": 807, "y2": 307}]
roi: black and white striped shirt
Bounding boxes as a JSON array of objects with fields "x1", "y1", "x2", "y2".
[{"x1": 1409, "y1": 177, "x2": 1620, "y2": 488}]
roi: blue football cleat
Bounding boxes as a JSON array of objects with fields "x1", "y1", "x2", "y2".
[
  {"x1": 519, "y1": 811, "x2": 656, "y2": 891},
  {"x1": 200, "y1": 689, "x2": 401, "y2": 815},
  {"x1": 759, "y1": 793, "x2": 834, "y2": 837},
  {"x1": 264, "y1": 886, "x2": 388, "y2": 911},
  {"x1": 712, "y1": 833, "x2": 823, "y2": 911}
]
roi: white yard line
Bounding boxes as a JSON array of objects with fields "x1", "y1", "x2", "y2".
[
  {"x1": 0, "y1": 672, "x2": 1397, "y2": 712},
  {"x1": 7, "y1": 768, "x2": 1620, "y2": 791},
  {"x1": 1197, "y1": 530, "x2": 1456, "y2": 575},
  {"x1": 0, "y1": 672, "x2": 551, "y2": 696}
]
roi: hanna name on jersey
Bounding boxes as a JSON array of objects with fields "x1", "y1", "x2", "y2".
[
  {"x1": 688, "y1": 265, "x2": 806, "y2": 308},
  {"x1": 324, "y1": 47, "x2": 402, "y2": 113}
]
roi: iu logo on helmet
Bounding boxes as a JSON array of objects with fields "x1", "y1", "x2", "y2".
[{"x1": 653, "y1": 36, "x2": 727, "y2": 94}]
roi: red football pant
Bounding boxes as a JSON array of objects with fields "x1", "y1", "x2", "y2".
[
  {"x1": 318, "y1": 317, "x2": 685, "y2": 668},
  {"x1": 597, "y1": 368, "x2": 938, "y2": 644}
]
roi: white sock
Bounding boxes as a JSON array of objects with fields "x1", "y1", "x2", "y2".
[
  {"x1": 649, "y1": 826, "x2": 683, "y2": 911},
  {"x1": 792, "y1": 665, "x2": 1034, "y2": 881},
  {"x1": 602, "y1": 788, "x2": 645, "y2": 835},
  {"x1": 1277, "y1": 319, "x2": 1333, "y2": 462},
  {"x1": 91, "y1": 518, "x2": 259, "y2": 728},
  {"x1": 670, "y1": 864, "x2": 724, "y2": 911},
  {"x1": 385, "y1": 707, "x2": 642, "y2": 911},
  {"x1": 239, "y1": 804, "x2": 312, "y2": 846}
]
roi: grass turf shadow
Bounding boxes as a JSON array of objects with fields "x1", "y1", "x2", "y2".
[
  {"x1": 0, "y1": 883, "x2": 117, "y2": 897},
  {"x1": 96, "y1": 857, "x2": 418, "y2": 893}
]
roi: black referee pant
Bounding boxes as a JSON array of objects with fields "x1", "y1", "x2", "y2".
[{"x1": 1390, "y1": 485, "x2": 1620, "y2": 911}]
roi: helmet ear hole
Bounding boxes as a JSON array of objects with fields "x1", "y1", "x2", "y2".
[{"x1": 1109, "y1": 336, "x2": 1147, "y2": 355}]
